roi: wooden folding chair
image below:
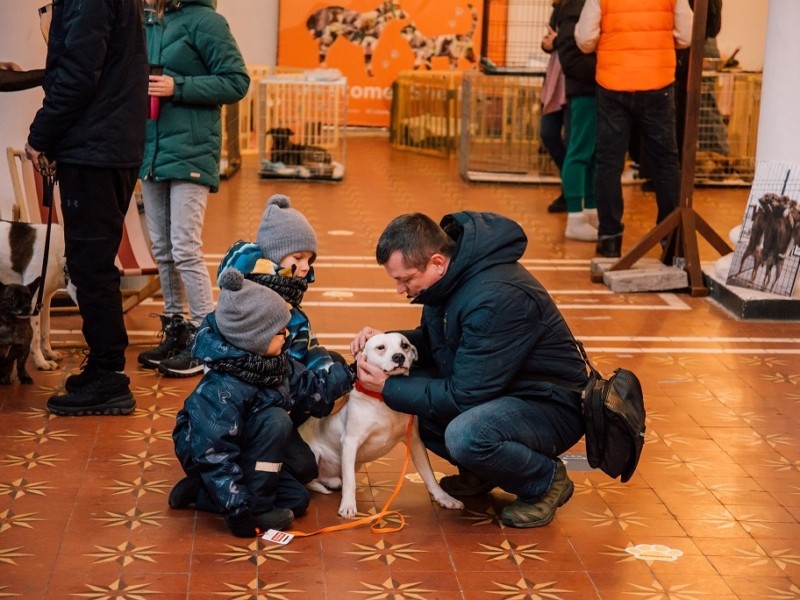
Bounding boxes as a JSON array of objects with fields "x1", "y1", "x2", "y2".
[{"x1": 6, "y1": 147, "x2": 161, "y2": 312}]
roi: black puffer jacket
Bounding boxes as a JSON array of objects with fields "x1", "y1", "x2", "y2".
[
  {"x1": 28, "y1": 0, "x2": 148, "y2": 168},
  {"x1": 383, "y1": 212, "x2": 587, "y2": 423},
  {"x1": 555, "y1": 0, "x2": 597, "y2": 98}
]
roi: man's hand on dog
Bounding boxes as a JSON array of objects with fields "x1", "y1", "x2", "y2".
[
  {"x1": 356, "y1": 352, "x2": 389, "y2": 393},
  {"x1": 350, "y1": 326, "x2": 383, "y2": 357}
]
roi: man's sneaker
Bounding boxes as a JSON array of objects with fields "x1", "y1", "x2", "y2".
[
  {"x1": 500, "y1": 459, "x2": 574, "y2": 528},
  {"x1": 65, "y1": 361, "x2": 98, "y2": 393},
  {"x1": 47, "y1": 369, "x2": 135, "y2": 416},
  {"x1": 168, "y1": 477, "x2": 201, "y2": 509},
  {"x1": 158, "y1": 322, "x2": 202, "y2": 378},
  {"x1": 138, "y1": 314, "x2": 189, "y2": 369},
  {"x1": 255, "y1": 508, "x2": 294, "y2": 532},
  {"x1": 440, "y1": 469, "x2": 495, "y2": 497}
]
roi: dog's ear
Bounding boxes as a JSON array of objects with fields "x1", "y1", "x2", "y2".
[
  {"x1": 27, "y1": 276, "x2": 42, "y2": 298},
  {"x1": 407, "y1": 342, "x2": 418, "y2": 365}
]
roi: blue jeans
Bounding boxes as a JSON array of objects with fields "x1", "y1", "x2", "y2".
[
  {"x1": 595, "y1": 84, "x2": 680, "y2": 237},
  {"x1": 418, "y1": 394, "x2": 583, "y2": 502},
  {"x1": 141, "y1": 180, "x2": 214, "y2": 323}
]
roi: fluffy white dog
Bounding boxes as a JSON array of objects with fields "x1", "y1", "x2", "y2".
[{"x1": 298, "y1": 332, "x2": 464, "y2": 518}]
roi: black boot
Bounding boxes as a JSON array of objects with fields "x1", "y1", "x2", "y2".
[
  {"x1": 547, "y1": 194, "x2": 567, "y2": 213},
  {"x1": 168, "y1": 476, "x2": 202, "y2": 509},
  {"x1": 158, "y1": 321, "x2": 203, "y2": 378},
  {"x1": 65, "y1": 360, "x2": 98, "y2": 393},
  {"x1": 48, "y1": 369, "x2": 135, "y2": 416},
  {"x1": 138, "y1": 314, "x2": 189, "y2": 369},
  {"x1": 596, "y1": 234, "x2": 623, "y2": 258}
]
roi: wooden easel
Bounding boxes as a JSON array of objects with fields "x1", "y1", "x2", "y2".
[{"x1": 592, "y1": 0, "x2": 733, "y2": 297}]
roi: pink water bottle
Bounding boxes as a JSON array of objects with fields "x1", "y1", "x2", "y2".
[{"x1": 149, "y1": 64, "x2": 164, "y2": 120}]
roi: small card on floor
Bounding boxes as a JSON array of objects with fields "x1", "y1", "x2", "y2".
[{"x1": 262, "y1": 529, "x2": 294, "y2": 545}]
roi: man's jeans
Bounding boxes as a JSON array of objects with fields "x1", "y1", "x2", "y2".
[
  {"x1": 141, "y1": 180, "x2": 214, "y2": 323},
  {"x1": 595, "y1": 84, "x2": 681, "y2": 237},
  {"x1": 418, "y1": 395, "x2": 584, "y2": 502},
  {"x1": 58, "y1": 164, "x2": 137, "y2": 372}
]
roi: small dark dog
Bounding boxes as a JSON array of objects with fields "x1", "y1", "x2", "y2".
[
  {"x1": 266, "y1": 127, "x2": 332, "y2": 166},
  {"x1": 0, "y1": 277, "x2": 41, "y2": 385}
]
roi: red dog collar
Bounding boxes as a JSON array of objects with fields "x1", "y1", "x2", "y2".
[{"x1": 355, "y1": 380, "x2": 384, "y2": 401}]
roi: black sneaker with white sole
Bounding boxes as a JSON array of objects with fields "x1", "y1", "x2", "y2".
[
  {"x1": 157, "y1": 323, "x2": 203, "y2": 378},
  {"x1": 48, "y1": 369, "x2": 136, "y2": 416},
  {"x1": 138, "y1": 314, "x2": 190, "y2": 369}
]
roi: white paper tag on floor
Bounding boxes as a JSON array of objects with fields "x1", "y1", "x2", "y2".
[{"x1": 262, "y1": 529, "x2": 294, "y2": 545}]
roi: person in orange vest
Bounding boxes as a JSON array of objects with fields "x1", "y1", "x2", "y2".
[{"x1": 575, "y1": 0, "x2": 693, "y2": 257}]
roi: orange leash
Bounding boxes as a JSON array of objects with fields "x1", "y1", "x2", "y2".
[{"x1": 285, "y1": 415, "x2": 414, "y2": 537}]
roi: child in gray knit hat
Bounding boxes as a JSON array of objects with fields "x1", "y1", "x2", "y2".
[
  {"x1": 216, "y1": 194, "x2": 347, "y2": 486},
  {"x1": 170, "y1": 269, "x2": 355, "y2": 538}
]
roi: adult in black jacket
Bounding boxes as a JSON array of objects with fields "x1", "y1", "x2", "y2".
[
  {"x1": 26, "y1": 0, "x2": 149, "y2": 416},
  {"x1": 352, "y1": 212, "x2": 587, "y2": 528}
]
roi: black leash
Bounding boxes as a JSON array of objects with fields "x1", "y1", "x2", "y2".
[{"x1": 33, "y1": 155, "x2": 56, "y2": 317}]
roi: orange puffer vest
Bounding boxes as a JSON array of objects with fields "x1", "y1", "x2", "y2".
[{"x1": 596, "y1": 0, "x2": 677, "y2": 91}]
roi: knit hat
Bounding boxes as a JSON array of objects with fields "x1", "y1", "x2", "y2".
[
  {"x1": 216, "y1": 268, "x2": 291, "y2": 355},
  {"x1": 256, "y1": 194, "x2": 318, "y2": 264}
]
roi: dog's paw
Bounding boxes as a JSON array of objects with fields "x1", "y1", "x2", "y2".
[
  {"x1": 319, "y1": 476, "x2": 342, "y2": 490},
  {"x1": 433, "y1": 492, "x2": 464, "y2": 511},
  {"x1": 32, "y1": 352, "x2": 59, "y2": 371},
  {"x1": 20, "y1": 375, "x2": 34, "y2": 385},
  {"x1": 42, "y1": 348, "x2": 62, "y2": 361},
  {"x1": 306, "y1": 480, "x2": 333, "y2": 495},
  {"x1": 338, "y1": 502, "x2": 358, "y2": 519},
  {"x1": 0, "y1": 377, "x2": 11, "y2": 385}
]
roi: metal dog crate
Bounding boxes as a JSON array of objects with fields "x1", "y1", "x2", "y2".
[
  {"x1": 390, "y1": 71, "x2": 462, "y2": 158},
  {"x1": 694, "y1": 71, "x2": 761, "y2": 186},
  {"x1": 480, "y1": 0, "x2": 553, "y2": 75},
  {"x1": 257, "y1": 73, "x2": 347, "y2": 181},
  {"x1": 459, "y1": 72, "x2": 558, "y2": 182}
]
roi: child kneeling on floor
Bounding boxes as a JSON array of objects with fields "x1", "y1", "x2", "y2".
[{"x1": 169, "y1": 269, "x2": 354, "y2": 537}]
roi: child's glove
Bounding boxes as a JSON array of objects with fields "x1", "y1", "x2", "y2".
[{"x1": 224, "y1": 509, "x2": 259, "y2": 537}]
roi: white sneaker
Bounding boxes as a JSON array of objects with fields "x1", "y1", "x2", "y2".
[
  {"x1": 565, "y1": 212, "x2": 598, "y2": 242},
  {"x1": 583, "y1": 208, "x2": 599, "y2": 229}
]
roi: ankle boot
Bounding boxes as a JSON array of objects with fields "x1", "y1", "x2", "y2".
[
  {"x1": 565, "y1": 212, "x2": 598, "y2": 242},
  {"x1": 158, "y1": 321, "x2": 203, "y2": 378},
  {"x1": 138, "y1": 314, "x2": 188, "y2": 368},
  {"x1": 596, "y1": 234, "x2": 623, "y2": 258}
]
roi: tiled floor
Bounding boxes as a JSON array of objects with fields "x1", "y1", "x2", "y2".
[{"x1": 2, "y1": 133, "x2": 800, "y2": 599}]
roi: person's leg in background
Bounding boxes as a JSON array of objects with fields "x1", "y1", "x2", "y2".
[
  {"x1": 157, "y1": 181, "x2": 214, "y2": 378},
  {"x1": 594, "y1": 86, "x2": 633, "y2": 257},
  {"x1": 561, "y1": 95, "x2": 598, "y2": 241},
  {"x1": 48, "y1": 164, "x2": 137, "y2": 415},
  {"x1": 541, "y1": 106, "x2": 569, "y2": 213},
  {"x1": 138, "y1": 179, "x2": 191, "y2": 370},
  {"x1": 637, "y1": 86, "x2": 681, "y2": 227}
]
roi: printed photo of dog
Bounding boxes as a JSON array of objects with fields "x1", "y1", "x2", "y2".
[
  {"x1": 0, "y1": 220, "x2": 76, "y2": 371},
  {"x1": 299, "y1": 332, "x2": 464, "y2": 518},
  {"x1": 306, "y1": 2, "x2": 407, "y2": 77}
]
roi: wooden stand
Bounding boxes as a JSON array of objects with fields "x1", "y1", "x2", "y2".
[{"x1": 591, "y1": 0, "x2": 733, "y2": 297}]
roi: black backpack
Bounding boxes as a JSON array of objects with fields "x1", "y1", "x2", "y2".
[{"x1": 576, "y1": 341, "x2": 646, "y2": 482}]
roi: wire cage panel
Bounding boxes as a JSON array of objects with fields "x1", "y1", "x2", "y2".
[
  {"x1": 390, "y1": 71, "x2": 463, "y2": 158},
  {"x1": 480, "y1": 0, "x2": 553, "y2": 75},
  {"x1": 258, "y1": 74, "x2": 347, "y2": 181},
  {"x1": 459, "y1": 72, "x2": 558, "y2": 182},
  {"x1": 694, "y1": 71, "x2": 761, "y2": 186}
]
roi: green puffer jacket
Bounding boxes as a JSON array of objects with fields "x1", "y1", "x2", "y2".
[{"x1": 140, "y1": 0, "x2": 249, "y2": 192}]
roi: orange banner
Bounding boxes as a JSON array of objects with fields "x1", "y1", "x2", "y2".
[{"x1": 278, "y1": 1, "x2": 482, "y2": 127}]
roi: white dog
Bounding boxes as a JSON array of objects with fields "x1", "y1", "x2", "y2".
[
  {"x1": 298, "y1": 332, "x2": 464, "y2": 518},
  {"x1": 0, "y1": 220, "x2": 76, "y2": 370}
]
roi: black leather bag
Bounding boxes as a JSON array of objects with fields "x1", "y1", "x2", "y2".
[{"x1": 576, "y1": 341, "x2": 646, "y2": 483}]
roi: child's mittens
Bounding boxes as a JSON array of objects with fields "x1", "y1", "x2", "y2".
[{"x1": 224, "y1": 509, "x2": 259, "y2": 537}]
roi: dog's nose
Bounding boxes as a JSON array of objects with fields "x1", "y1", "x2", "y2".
[{"x1": 392, "y1": 353, "x2": 406, "y2": 365}]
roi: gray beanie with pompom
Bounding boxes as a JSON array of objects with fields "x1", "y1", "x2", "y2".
[
  {"x1": 256, "y1": 194, "x2": 318, "y2": 264},
  {"x1": 215, "y1": 268, "x2": 291, "y2": 355}
]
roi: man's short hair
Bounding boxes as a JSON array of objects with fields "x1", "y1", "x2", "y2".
[{"x1": 376, "y1": 212, "x2": 455, "y2": 270}]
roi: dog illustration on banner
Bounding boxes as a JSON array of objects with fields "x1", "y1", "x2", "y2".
[
  {"x1": 399, "y1": 3, "x2": 478, "y2": 70},
  {"x1": 306, "y1": 2, "x2": 407, "y2": 77},
  {"x1": 727, "y1": 162, "x2": 800, "y2": 296}
]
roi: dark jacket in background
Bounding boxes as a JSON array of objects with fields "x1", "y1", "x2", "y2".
[
  {"x1": 555, "y1": 0, "x2": 596, "y2": 98},
  {"x1": 27, "y1": 0, "x2": 148, "y2": 168}
]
